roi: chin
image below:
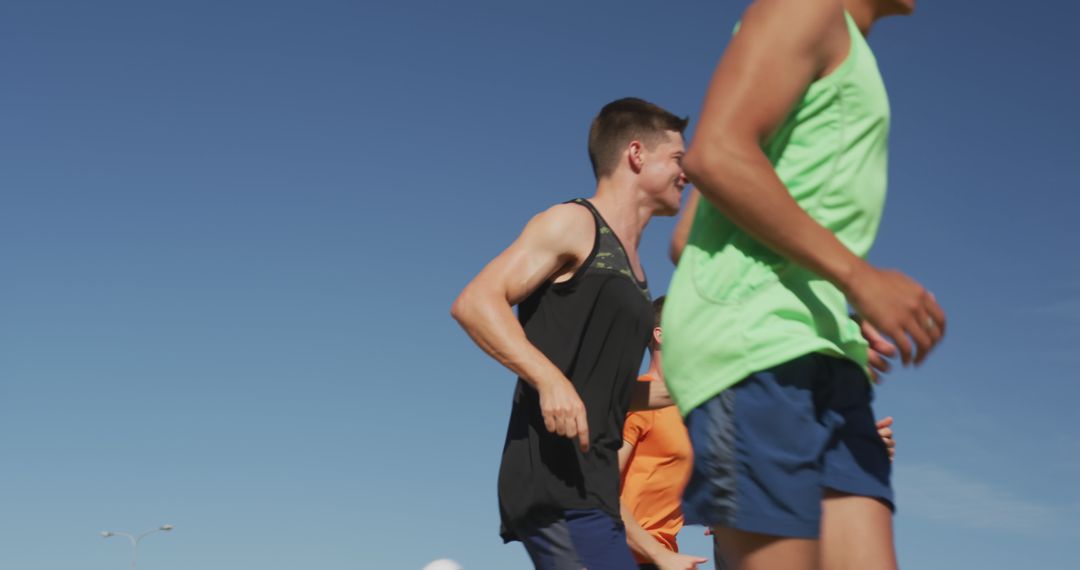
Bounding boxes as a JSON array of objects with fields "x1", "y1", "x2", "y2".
[{"x1": 883, "y1": 0, "x2": 915, "y2": 16}]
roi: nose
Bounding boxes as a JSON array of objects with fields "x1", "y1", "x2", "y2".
[{"x1": 678, "y1": 172, "x2": 688, "y2": 186}]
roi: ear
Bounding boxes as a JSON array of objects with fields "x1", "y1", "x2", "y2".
[
  {"x1": 627, "y1": 140, "x2": 645, "y2": 173},
  {"x1": 652, "y1": 326, "x2": 662, "y2": 347}
]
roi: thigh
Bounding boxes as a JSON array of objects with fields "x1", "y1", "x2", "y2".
[
  {"x1": 819, "y1": 490, "x2": 897, "y2": 570},
  {"x1": 564, "y1": 509, "x2": 637, "y2": 570},
  {"x1": 712, "y1": 527, "x2": 818, "y2": 570},
  {"x1": 516, "y1": 517, "x2": 583, "y2": 570}
]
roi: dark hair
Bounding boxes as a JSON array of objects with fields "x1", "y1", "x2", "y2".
[
  {"x1": 653, "y1": 295, "x2": 665, "y2": 329},
  {"x1": 588, "y1": 98, "x2": 688, "y2": 179},
  {"x1": 650, "y1": 295, "x2": 666, "y2": 351}
]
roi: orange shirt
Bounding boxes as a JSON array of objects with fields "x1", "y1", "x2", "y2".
[{"x1": 620, "y1": 374, "x2": 693, "y2": 563}]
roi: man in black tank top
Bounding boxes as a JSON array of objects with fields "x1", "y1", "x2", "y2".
[{"x1": 452, "y1": 98, "x2": 690, "y2": 570}]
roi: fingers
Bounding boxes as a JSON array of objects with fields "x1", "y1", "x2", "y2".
[
  {"x1": 877, "y1": 416, "x2": 896, "y2": 460},
  {"x1": 857, "y1": 269, "x2": 945, "y2": 367},
  {"x1": 576, "y1": 410, "x2": 590, "y2": 453},
  {"x1": 542, "y1": 408, "x2": 557, "y2": 434},
  {"x1": 557, "y1": 405, "x2": 583, "y2": 447},
  {"x1": 926, "y1": 292, "x2": 946, "y2": 337},
  {"x1": 862, "y1": 320, "x2": 896, "y2": 384},
  {"x1": 907, "y1": 309, "x2": 937, "y2": 366},
  {"x1": 860, "y1": 320, "x2": 896, "y2": 356},
  {"x1": 908, "y1": 289, "x2": 946, "y2": 365},
  {"x1": 867, "y1": 349, "x2": 890, "y2": 375},
  {"x1": 540, "y1": 383, "x2": 590, "y2": 452},
  {"x1": 889, "y1": 323, "x2": 913, "y2": 365}
]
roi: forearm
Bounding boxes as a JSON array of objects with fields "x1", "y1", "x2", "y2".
[
  {"x1": 629, "y1": 379, "x2": 674, "y2": 411},
  {"x1": 451, "y1": 288, "x2": 564, "y2": 390},
  {"x1": 620, "y1": 501, "x2": 668, "y2": 563},
  {"x1": 670, "y1": 189, "x2": 701, "y2": 265},
  {"x1": 684, "y1": 141, "x2": 866, "y2": 293}
]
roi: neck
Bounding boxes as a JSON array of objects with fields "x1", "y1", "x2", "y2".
[
  {"x1": 645, "y1": 349, "x2": 663, "y2": 380},
  {"x1": 590, "y1": 177, "x2": 654, "y2": 251},
  {"x1": 843, "y1": 0, "x2": 878, "y2": 36}
]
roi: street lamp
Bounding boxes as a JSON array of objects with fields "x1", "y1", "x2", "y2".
[{"x1": 100, "y1": 524, "x2": 174, "y2": 570}]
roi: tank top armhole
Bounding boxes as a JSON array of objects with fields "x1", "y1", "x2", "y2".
[
  {"x1": 823, "y1": 11, "x2": 861, "y2": 85},
  {"x1": 550, "y1": 198, "x2": 601, "y2": 291}
]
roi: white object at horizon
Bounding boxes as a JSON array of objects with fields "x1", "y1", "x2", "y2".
[
  {"x1": 423, "y1": 559, "x2": 463, "y2": 570},
  {"x1": 100, "y1": 524, "x2": 174, "y2": 570}
]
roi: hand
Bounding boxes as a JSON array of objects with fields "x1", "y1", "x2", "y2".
[
  {"x1": 537, "y1": 376, "x2": 590, "y2": 452},
  {"x1": 876, "y1": 416, "x2": 895, "y2": 461},
  {"x1": 860, "y1": 319, "x2": 897, "y2": 383},
  {"x1": 654, "y1": 549, "x2": 709, "y2": 570},
  {"x1": 846, "y1": 265, "x2": 946, "y2": 366}
]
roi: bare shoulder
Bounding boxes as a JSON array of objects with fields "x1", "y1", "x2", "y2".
[
  {"x1": 741, "y1": 0, "x2": 847, "y2": 55},
  {"x1": 520, "y1": 201, "x2": 596, "y2": 261}
]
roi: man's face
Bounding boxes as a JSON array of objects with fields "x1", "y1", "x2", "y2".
[{"x1": 640, "y1": 131, "x2": 687, "y2": 217}]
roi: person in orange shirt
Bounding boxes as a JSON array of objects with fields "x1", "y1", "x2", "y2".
[{"x1": 619, "y1": 296, "x2": 709, "y2": 570}]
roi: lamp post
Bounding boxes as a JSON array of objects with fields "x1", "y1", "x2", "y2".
[{"x1": 100, "y1": 524, "x2": 174, "y2": 570}]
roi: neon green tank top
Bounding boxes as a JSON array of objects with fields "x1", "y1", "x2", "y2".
[{"x1": 663, "y1": 13, "x2": 890, "y2": 414}]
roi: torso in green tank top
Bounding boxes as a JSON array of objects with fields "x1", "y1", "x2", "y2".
[{"x1": 663, "y1": 12, "x2": 891, "y2": 415}]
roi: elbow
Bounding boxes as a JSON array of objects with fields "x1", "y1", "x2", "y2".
[
  {"x1": 683, "y1": 138, "x2": 742, "y2": 195},
  {"x1": 450, "y1": 288, "x2": 471, "y2": 326},
  {"x1": 681, "y1": 146, "x2": 712, "y2": 188}
]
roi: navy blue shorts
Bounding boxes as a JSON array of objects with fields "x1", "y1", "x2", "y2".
[
  {"x1": 682, "y1": 353, "x2": 893, "y2": 539},
  {"x1": 511, "y1": 509, "x2": 636, "y2": 569}
]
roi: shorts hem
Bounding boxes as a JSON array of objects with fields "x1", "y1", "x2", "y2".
[
  {"x1": 686, "y1": 510, "x2": 819, "y2": 539},
  {"x1": 823, "y1": 473, "x2": 895, "y2": 513}
]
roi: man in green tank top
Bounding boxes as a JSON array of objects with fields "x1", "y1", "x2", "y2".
[{"x1": 663, "y1": 1, "x2": 946, "y2": 569}]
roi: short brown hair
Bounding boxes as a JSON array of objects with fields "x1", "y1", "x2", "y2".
[
  {"x1": 588, "y1": 98, "x2": 688, "y2": 179},
  {"x1": 650, "y1": 295, "x2": 666, "y2": 351}
]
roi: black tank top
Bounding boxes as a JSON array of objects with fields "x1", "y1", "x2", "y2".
[{"x1": 499, "y1": 198, "x2": 654, "y2": 541}]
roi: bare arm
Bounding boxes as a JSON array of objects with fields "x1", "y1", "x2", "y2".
[
  {"x1": 683, "y1": 0, "x2": 944, "y2": 365},
  {"x1": 618, "y1": 440, "x2": 667, "y2": 563},
  {"x1": 451, "y1": 204, "x2": 595, "y2": 451},
  {"x1": 619, "y1": 435, "x2": 708, "y2": 569},
  {"x1": 629, "y1": 378, "x2": 674, "y2": 411},
  {"x1": 670, "y1": 189, "x2": 701, "y2": 265}
]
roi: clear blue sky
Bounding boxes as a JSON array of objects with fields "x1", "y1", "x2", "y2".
[{"x1": 3, "y1": 1, "x2": 1078, "y2": 568}]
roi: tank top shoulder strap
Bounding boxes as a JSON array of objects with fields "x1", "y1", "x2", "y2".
[
  {"x1": 565, "y1": 197, "x2": 610, "y2": 235},
  {"x1": 563, "y1": 198, "x2": 650, "y2": 297}
]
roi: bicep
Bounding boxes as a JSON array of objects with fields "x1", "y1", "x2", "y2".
[{"x1": 463, "y1": 206, "x2": 591, "y2": 306}]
